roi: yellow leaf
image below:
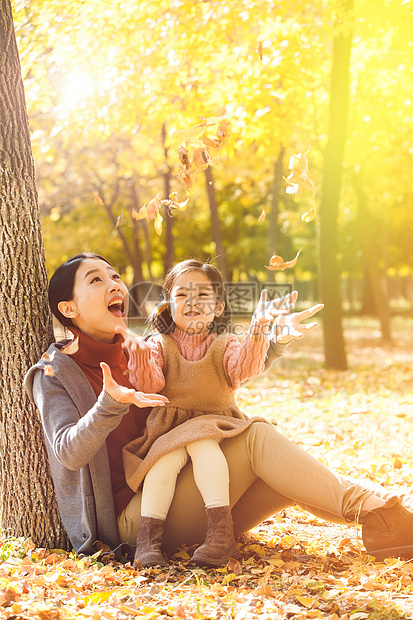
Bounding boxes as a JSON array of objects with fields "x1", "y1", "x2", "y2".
[
  {"x1": 296, "y1": 595, "x2": 315, "y2": 608},
  {"x1": 222, "y1": 573, "x2": 237, "y2": 585},
  {"x1": 82, "y1": 591, "x2": 112, "y2": 604},
  {"x1": 265, "y1": 251, "x2": 301, "y2": 271},
  {"x1": 172, "y1": 549, "x2": 190, "y2": 560},
  {"x1": 256, "y1": 42, "x2": 263, "y2": 60},
  {"x1": 94, "y1": 192, "x2": 104, "y2": 205},
  {"x1": 394, "y1": 457, "x2": 403, "y2": 469},
  {"x1": 301, "y1": 205, "x2": 317, "y2": 222},
  {"x1": 170, "y1": 124, "x2": 208, "y2": 142},
  {"x1": 154, "y1": 213, "x2": 163, "y2": 235},
  {"x1": 258, "y1": 209, "x2": 266, "y2": 222}
]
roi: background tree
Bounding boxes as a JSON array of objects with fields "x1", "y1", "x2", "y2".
[{"x1": 0, "y1": 0, "x2": 67, "y2": 547}]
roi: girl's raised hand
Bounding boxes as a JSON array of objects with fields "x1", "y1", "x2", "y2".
[
  {"x1": 254, "y1": 289, "x2": 297, "y2": 325},
  {"x1": 100, "y1": 362, "x2": 169, "y2": 408},
  {"x1": 275, "y1": 302, "x2": 324, "y2": 344}
]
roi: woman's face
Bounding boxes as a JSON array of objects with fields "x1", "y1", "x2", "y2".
[
  {"x1": 170, "y1": 270, "x2": 224, "y2": 334},
  {"x1": 58, "y1": 258, "x2": 129, "y2": 343}
]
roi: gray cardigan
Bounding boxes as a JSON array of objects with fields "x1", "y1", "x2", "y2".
[
  {"x1": 24, "y1": 342, "x2": 130, "y2": 554},
  {"x1": 24, "y1": 337, "x2": 289, "y2": 554}
]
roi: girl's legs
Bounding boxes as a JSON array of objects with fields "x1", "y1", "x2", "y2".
[
  {"x1": 186, "y1": 439, "x2": 229, "y2": 507},
  {"x1": 141, "y1": 447, "x2": 188, "y2": 519},
  {"x1": 186, "y1": 439, "x2": 237, "y2": 566},
  {"x1": 134, "y1": 447, "x2": 188, "y2": 566}
]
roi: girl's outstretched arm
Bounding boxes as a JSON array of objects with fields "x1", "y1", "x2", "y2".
[{"x1": 116, "y1": 325, "x2": 166, "y2": 393}]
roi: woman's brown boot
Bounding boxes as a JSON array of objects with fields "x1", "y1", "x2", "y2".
[
  {"x1": 361, "y1": 496, "x2": 413, "y2": 561},
  {"x1": 191, "y1": 506, "x2": 240, "y2": 567},
  {"x1": 134, "y1": 516, "x2": 168, "y2": 567}
]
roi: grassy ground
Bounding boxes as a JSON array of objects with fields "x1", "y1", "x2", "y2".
[{"x1": 2, "y1": 316, "x2": 413, "y2": 619}]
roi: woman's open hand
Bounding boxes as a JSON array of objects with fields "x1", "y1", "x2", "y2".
[
  {"x1": 100, "y1": 362, "x2": 169, "y2": 408},
  {"x1": 275, "y1": 302, "x2": 324, "y2": 344}
]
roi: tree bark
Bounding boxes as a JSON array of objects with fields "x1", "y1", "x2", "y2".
[
  {"x1": 204, "y1": 166, "x2": 228, "y2": 282},
  {"x1": 353, "y1": 170, "x2": 392, "y2": 341},
  {"x1": 318, "y1": 0, "x2": 353, "y2": 370},
  {"x1": 268, "y1": 146, "x2": 285, "y2": 256},
  {"x1": 162, "y1": 123, "x2": 174, "y2": 273},
  {"x1": 0, "y1": 0, "x2": 68, "y2": 547}
]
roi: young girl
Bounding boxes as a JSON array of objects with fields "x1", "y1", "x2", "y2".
[{"x1": 124, "y1": 260, "x2": 306, "y2": 567}]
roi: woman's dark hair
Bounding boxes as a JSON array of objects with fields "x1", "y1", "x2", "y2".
[
  {"x1": 150, "y1": 259, "x2": 232, "y2": 334},
  {"x1": 48, "y1": 253, "x2": 111, "y2": 327}
]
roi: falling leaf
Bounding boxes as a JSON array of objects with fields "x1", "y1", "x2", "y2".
[
  {"x1": 61, "y1": 336, "x2": 79, "y2": 356},
  {"x1": 217, "y1": 120, "x2": 231, "y2": 144},
  {"x1": 43, "y1": 365, "x2": 54, "y2": 377},
  {"x1": 258, "y1": 209, "x2": 266, "y2": 222},
  {"x1": 284, "y1": 147, "x2": 316, "y2": 197},
  {"x1": 170, "y1": 123, "x2": 208, "y2": 142},
  {"x1": 94, "y1": 192, "x2": 104, "y2": 205},
  {"x1": 301, "y1": 205, "x2": 317, "y2": 222},
  {"x1": 115, "y1": 211, "x2": 123, "y2": 229},
  {"x1": 265, "y1": 251, "x2": 301, "y2": 271},
  {"x1": 154, "y1": 212, "x2": 163, "y2": 235},
  {"x1": 192, "y1": 147, "x2": 210, "y2": 172},
  {"x1": 256, "y1": 42, "x2": 263, "y2": 60}
]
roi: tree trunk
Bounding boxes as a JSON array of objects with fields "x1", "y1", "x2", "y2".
[
  {"x1": 318, "y1": 0, "x2": 353, "y2": 370},
  {"x1": 204, "y1": 166, "x2": 228, "y2": 282},
  {"x1": 162, "y1": 123, "x2": 174, "y2": 272},
  {"x1": 268, "y1": 146, "x2": 285, "y2": 256},
  {"x1": 0, "y1": 0, "x2": 68, "y2": 548},
  {"x1": 353, "y1": 171, "x2": 391, "y2": 341}
]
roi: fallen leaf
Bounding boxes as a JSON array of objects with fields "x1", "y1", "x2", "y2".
[
  {"x1": 265, "y1": 251, "x2": 301, "y2": 271},
  {"x1": 43, "y1": 365, "x2": 55, "y2": 377}
]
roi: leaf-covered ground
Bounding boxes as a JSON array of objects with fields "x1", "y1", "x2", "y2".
[{"x1": 2, "y1": 316, "x2": 413, "y2": 620}]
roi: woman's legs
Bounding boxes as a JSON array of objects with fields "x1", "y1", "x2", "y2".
[{"x1": 119, "y1": 423, "x2": 379, "y2": 554}]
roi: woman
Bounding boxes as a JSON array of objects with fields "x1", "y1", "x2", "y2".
[{"x1": 24, "y1": 253, "x2": 413, "y2": 562}]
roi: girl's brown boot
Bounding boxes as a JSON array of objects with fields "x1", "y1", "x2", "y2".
[
  {"x1": 134, "y1": 516, "x2": 168, "y2": 567},
  {"x1": 362, "y1": 496, "x2": 413, "y2": 561},
  {"x1": 191, "y1": 506, "x2": 240, "y2": 567}
]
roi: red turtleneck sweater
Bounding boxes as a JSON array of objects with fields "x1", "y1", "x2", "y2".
[{"x1": 67, "y1": 327, "x2": 151, "y2": 517}]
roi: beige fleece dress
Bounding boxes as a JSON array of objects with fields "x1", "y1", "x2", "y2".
[{"x1": 122, "y1": 333, "x2": 268, "y2": 492}]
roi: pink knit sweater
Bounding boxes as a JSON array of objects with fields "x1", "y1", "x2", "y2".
[{"x1": 128, "y1": 319, "x2": 269, "y2": 393}]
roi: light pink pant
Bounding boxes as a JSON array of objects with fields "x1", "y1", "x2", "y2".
[{"x1": 118, "y1": 422, "x2": 379, "y2": 553}]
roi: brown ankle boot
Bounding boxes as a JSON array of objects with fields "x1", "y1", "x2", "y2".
[
  {"x1": 134, "y1": 516, "x2": 168, "y2": 567},
  {"x1": 361, "y1": 496, "x2": 413, "y2": 561},
  {"x1": 191, "y1": 506, "x2": 240, "y2": 568}
]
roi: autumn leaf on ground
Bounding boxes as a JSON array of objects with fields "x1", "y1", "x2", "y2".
[
  {"x1": 284, "y1": 147, "x2": 316, "y2": 198},
  {"x1": 265, "y1": 250, "x2": 301, "y2": 271}
]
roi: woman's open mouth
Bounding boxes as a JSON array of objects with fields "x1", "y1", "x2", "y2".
[{"x1": 108, "y1": 298, "x2": 125, "y2": 317}]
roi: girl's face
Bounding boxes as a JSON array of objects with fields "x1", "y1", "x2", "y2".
[
  {"x1": 170, "y1": 270, "x2": 225, "y2": 334},
  {"x1": 58, "y1": 258, "x2": 128, "y2": 343}
]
